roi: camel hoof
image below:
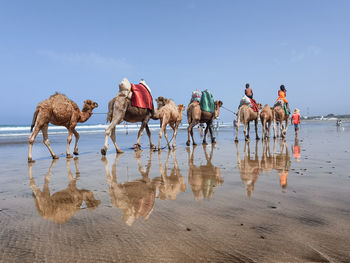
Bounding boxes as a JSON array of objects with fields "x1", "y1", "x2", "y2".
[
  {"x1": 28, "y1": 158, "x2": 35, "y2": 163},
  {"x1": 73, "y1": 151, "x2": 79, "y2": 156},
  {"x1": 172, "y1": 145, "x2": 176, "y2": 150},
  {"x1": 203, "y1": 141, "x2": 208, "y2": 145},
  {"x1": 53, "y1": 155, "x2": 59, "y2": 160},
  {"x1": 234, "y1": 138, "x2": 239, "y2": 142},
  {"x1": 66, "y1": 154, "x2": 73, "y2": 159},
  {"x1": 211, "y1": 138, "x2": 216, "y2": 144},
  {"x1": 116, "y1": 149, "x2": 124, "y2": 154},
  {"x1": 101, "y1": 148, "x2": 107, "y2": 156},
  {"x1": 256, "y1": 137, "x2": 260, "y2": 140},
  {"x1": 186, "y1": 141, "x2": 190, "y2": 146},
  {"x1": 193, "y1": 142, "x2": 197, "y2": 146},
  {"x1": 150, "y1": 144, "x2": 156, "y2": 150},
  {"x1": 245, "y1": 137, "x2": 250, "y2": 142}
]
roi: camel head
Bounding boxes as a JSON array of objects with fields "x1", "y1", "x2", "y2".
[
  {"x1": 177, "y1": 104, "x2": 185, "y2": 113},
  {"x1": 214, "y1": 100, "x2": 223, "y2": 119},
  {"x1": 155, "y1": 96, "x2": 169, "y2": 109},
  {"x1": 82, "y1": 100, "x2": 98, "y2": 112}
]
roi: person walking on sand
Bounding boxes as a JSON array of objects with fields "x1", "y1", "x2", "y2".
[{"x1": 291, "y1": 108, "x2": 300, "y2": 138}]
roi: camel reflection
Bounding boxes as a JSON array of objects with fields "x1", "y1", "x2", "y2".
[
  {"x1": 187, "y1": 145, "x2": 223, "y2": 201},
  {"x1": 102, "y1": 152, "x2": 156, "y2": 226},
  {"x1": 235, "y1": 141, "x2": 261, "y2": 197},
  {"x1": 152, "y1": 150, "x2": 186, "y2": 201},
  {"x1": 28, "y1": 158, "x2": 101, "y2": 224},
  {"x1": 235, "y1": 139, "x2": 292, "y2": 196}
]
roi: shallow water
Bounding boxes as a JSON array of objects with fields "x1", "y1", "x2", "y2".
[{"x1": 0, "y1": 121, "x2": 349, "y2": 262}]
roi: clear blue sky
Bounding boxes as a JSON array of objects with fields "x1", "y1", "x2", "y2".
[{"x1": 1, "y1": 0, "x2": 349, "y2": 124}]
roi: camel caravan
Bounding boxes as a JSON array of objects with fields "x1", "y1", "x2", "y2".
[{"x1": 28, "y1": 78, "x2": 297, "y2": 162}]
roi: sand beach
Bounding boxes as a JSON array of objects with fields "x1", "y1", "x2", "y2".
[{"x1": 0, "y1": 121, "x2": 350, "y2": 262}]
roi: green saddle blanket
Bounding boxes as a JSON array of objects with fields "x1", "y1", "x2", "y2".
[{"x1": 200, "y1": 90, "x2": 215, "y2": 113}]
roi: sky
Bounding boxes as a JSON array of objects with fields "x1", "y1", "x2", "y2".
[{"x1": 1, "y1": 0, "x2": 349, "y2": 124}]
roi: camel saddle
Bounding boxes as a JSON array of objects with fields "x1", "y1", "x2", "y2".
[
  {"x1": 200, "y1": 90, "x2": 215, "y2": 113},
  {"x1": 274, "y1": 99, "x2": 290, "y2": 115},
  {"x1": 131, "y1": 83, "x2": 154, "y2": 110}
]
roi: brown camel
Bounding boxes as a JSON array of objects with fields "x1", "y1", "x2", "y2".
[
  {"x1": 187, "y1": 145, "x2": 223, "y2": 200},
  {"x1": 101, "y1": 78, "x2": 156, "y2": 155},
  {"x1": 28, "y1": 93, "x2": 98, "y2": 162},
  {"x1": 186, "y1": 100, "x2": 223, "y2": 146},
  {"x1": 154, "y1": 96, "x2": 185, "y2": 150},
  {"x1": 235, "y1": 103, "x2": 262, "y2": 142},
  {"x1": 152, "y1": 150, "x2": 186, "y2": 201},
  {"x1": 28, "y1": 158, "x2": 101, "y2": 224},
  {"x1": 102, "y1": 151, "x2": 156, "y2": 226},
  {"x1": 235, "y1": 141, "x2": 261, "y2": 197},
  {"x1": 273, "y1": 102, "x2": 289, "y2": 138},
  {"x1": 260, "y1": 104, "x2": 274, "y2": 140}
]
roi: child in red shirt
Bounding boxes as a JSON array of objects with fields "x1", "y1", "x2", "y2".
[{"x1": 291, "y1": 109, "x2": 300, "y2": 138}]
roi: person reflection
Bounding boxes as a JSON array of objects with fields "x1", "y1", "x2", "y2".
[
  {"x1": 235, "y1": 141, "x2": 261, "y2": 197},
  {"x1": 152, "y1": 150, "x2": 186, "y2": 201},
  {"x1": 274, "y1": 140, "x2": 291, "y2": 189},
  {"x1": 291, "y1": 138, "x2": 301, "y2": 162},
  {"x1": 187, "y1": 145, "x2": 223, "y2": 201},
  {"x1": 102, "y1": 151, "x2": 156, "y2": 226},
  {"x1": 28, "y1": 158, "x2": 101, "y2": 224}
]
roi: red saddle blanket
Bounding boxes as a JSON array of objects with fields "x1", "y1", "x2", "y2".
[
  {"x1": 131, "y1": 84, "x2": 154, "y2": 110},
  {"x1": 249, "y1": 98, "x2": 259, "y2": 112}
]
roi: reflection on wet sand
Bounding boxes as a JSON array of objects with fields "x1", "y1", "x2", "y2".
[
  {"x1": 187, "y1": 145, "x2": 223, "y2": 201},
  {"x1": 28, "y1": 158, "x2": 101, "y2": 224},
  {"x1": 102, "y1": 152, "x2": 156, "y2": 226},
  {"x1": 235, "y1": 141, "x2": 261, "y2": 197},
  {"x1": 152, "y1": 150, "x2": 186, "y2": 201},
  {"x1": 102, "y1": 150, "x2": 187, "y2": 226},
  {"x1": 235, "y1": 139, "x2": 292, "y2": 196}
]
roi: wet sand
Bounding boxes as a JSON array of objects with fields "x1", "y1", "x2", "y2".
[{"x1": 1, "y1": 122, "x2": 350, "y2": 262}]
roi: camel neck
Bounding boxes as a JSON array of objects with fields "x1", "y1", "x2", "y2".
[{"x1": 79, "y1": 110, "x2": 92, "y2": 123}]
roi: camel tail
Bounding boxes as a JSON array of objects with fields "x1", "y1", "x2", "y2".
[
  {"x1": 30, "y1": 109, "x2": 39, "y2": 132},
  {"x1": 106, "y1": 98, "x2": 116, "y2": 123}
]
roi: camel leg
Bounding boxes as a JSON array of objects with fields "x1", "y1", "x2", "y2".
[
  {"x1": 267, "y1": 121, "x2": 271, "y2": 139},
  {"x1": 28, "y1": 125, "x2": 41, "y2": 163},
  {"x1": 187, "y1": 120, "x2": 199, "y2": 146},
  {"x1": 203, "y1": 124, "x2": 209, "y2": 145},
  {"x1": 244, "y1": 123, "x2": 250, "y2": 142},
  {"x1": 284, "y1": 119, "x2": 289, "y2": 138},
  {"x1": 42, "y1": 124, "x2": 58, "y2": 160},
  {"x1": 145, "y1": 124, "x2": 155, "y2": 150},
  {"x1": 247, "y1": 122, "x2": 250, "y2": 139},
  {"x1": 158, "y1": 119, "x2": 167, "y2": 150},
  {"x1": 101, "y1": 116, "x2": 123, "y2": 155},
  {"x1": 209, "y1": 123, "x2": 216, "y2": 144},
  {"x1": 72, "y1": 129, "x2": 80, "y2": 155},
  {"x1": 235, "y1": 115, "x2": 240, "y2": 142},
  {"x1": 273, "y1": 119, "x2": 276, "y2": 139},
  {"x1": 170, "y1": 123, "x2": 178, "y2": 149},
  {"x1": 135, "y1": 119, "x2": 148, "y2": 150},
  {"x1": 110, "y1": 127, "x2": 123, "y2": 154},
  {"x1": 66, "y1": 129, "x2": 73, "y2": 158},
  {"x1": 262, "y1": 119, "x2": 266, "y2": 140},
  {"x1": 163, "y1": 126, "x2": 171, "y2": 150},
  {"x1": 255, "y1": 119, "x2": 260, "y2": 140},
  {"x1": 280, "y1": 122, "x2": 284, "y2": 138}
]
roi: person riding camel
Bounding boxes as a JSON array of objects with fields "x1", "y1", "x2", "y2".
[
  {"x1": 276, "y1": 85, "x2": 290, "y2": 115},
  {"x1": 243, "y1": 83, "x2": 259, "y2": 112}
]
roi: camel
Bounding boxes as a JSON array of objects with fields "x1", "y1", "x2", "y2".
[
  {"x1": 235, "y1": 141, "x2": 261, "y2": 197},
  {"x1": 152, "y1": 150, "x2": 186, "y2": 200},
  {"x1": 234, "y1": 103, "x2": 262, "y2": 142},
  {"x1": 28, "y1": 93, "x2": 98, "y2": 162},
  {"x1": 28, "y1": 158, "x2": 101, "y2": 224},
  {"x1": 273, "y1": 101, "x2": 290, "y2": 138},
  {"x1": 187, "y1": 145, "x2": 223, "y2": 200},
  {"x1": 101, "y1": 78, "x2": 156, "y2": 155},
  {"x1": 260, "y1": 104, "x2": 274, "y2": 140},
  {"x1": 186, "y1": 100, "x2": 223, "y2": 146},
  {"x1": 154, "y1": 96, "x2": 185, "y2": 150},
  {"x1": 102, "y1": 151, "x2": 156, "y2": 226}
]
